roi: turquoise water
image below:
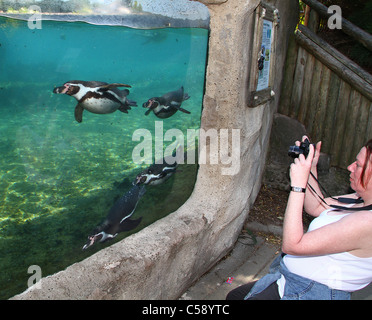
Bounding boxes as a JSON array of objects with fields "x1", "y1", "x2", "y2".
[{"x1": 0, "y1": 17, "x2": 207, "y2": 299}]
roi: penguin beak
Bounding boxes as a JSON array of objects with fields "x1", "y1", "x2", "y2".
[
  {"x1": 134, "y1": 174, "x2": 146, "y2": 185},
  {"x1": 82, "y1": 236, "x2": 95, "y2": 250},
  {"x1": 53, "y1": 86, "x2": 65, "y2": 94},
  {"x1": 53, "y1": 84, "x2": 75, "y2": 95},
  {"x1": 143, "y1": 99, "x2": 155, "y2": 109},
  {"x1": 82, "y1": 234, "x2": 101, "y2": 250}
]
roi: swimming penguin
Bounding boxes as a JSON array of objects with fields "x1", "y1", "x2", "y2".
[
  {"x1": 142, "y1": 86, "x2": 190, "y2": 119},
  {"x1": 134, "y1": 148, "x2": 184, "y2": 186},
  {"x1": 134, "y1": 160, "x2": 178, "y2": 186},
  {"x1": 82, "y1": 184, "x2": 146, "y2": 250},
  {"x1": 53, "y1": 80, "x2": 137, "y2": 123}
]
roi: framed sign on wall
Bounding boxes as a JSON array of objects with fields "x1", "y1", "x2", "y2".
[{"x1": 247, "y1": 1, "x2": 280, "y2": 108}]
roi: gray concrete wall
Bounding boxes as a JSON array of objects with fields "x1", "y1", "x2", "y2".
[{"x1": 13, "y1": 0, "x2": 298, "y2": 300}]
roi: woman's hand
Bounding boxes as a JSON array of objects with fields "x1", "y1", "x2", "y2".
[
  {"x1": 290, "y1": 140, "x2": 315, "y2": 189},
  {"x1": 295, "y1": 136, "x2": 321, "y2": 169},
  {"x1": 311, "y1": 140, "x2": 322, "y2": 170}
]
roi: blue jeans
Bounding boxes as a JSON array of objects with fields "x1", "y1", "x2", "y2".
[{"x1": 244, "y1": 254, "x2": 351, "y2": 300}]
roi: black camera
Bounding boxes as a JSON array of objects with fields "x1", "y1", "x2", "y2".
[{"x1": 288, "y1": 138, "x2": 313, "y2": 158}]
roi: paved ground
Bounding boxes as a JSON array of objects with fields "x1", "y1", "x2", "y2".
[{"x1": 180, "y1": 225, "x2": 372, "y2": 300}]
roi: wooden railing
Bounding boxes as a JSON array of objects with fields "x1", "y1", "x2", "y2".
[{"x1": 278, "y1": 0, "x2": 372, "y2": 168}]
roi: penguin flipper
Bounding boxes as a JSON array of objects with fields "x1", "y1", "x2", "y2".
[
  {"x1": 127, "y1": 99, "x2": 138, "y2": 107},
  {"x1": 119, "y1": 98, "x2": 137, "y2": 113},
  {"x1": 74, "y1": 104, "x2": 84, "y2": 123},
  {"x1": 177, "y1": 107, "x2": 191, "y2": 114},
  {"x1": 118, "y1": 105, "x2": 130, "y2": 113},
  {"x1": 183, "y1": 93, "x2": 190, "y2": 101},
  {"x1": 145, "y1": 109, "x2": 152, "y2": 116},
  {"x1": 118, "y1": 217, "x2": 142, "y2": 232}
]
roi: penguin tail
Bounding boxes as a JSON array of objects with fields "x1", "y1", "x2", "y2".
[
  {"x1": 127, "y1": 99, "x2": 138, "y2": 107},
  {"x1": 118, "y1": 105, "x2": 130, "y2": 113},
  {"x1": 119, "y1": 99, "x2": 137, "y2": 113}
]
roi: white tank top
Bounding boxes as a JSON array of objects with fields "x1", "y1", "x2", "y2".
[{"x1": 281, "y1": 209, "x2": 372, "y2": 292}]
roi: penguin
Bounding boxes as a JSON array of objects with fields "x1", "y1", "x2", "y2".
[
  {"x1": 134, "y1": 148, "x2": 184, "y2": 186},
  {"x1": 134, "y1": 160, "x2": 178, "y2": 186},
  {"x1": 53, "y1": 80, "x2": 137, "y2": 123},
  {"x1": 142, "y1": 86, "x2": 190, "y2": 119},
  {"x1": 82, "y1": 184, "x2": 146, "y2": 250}
]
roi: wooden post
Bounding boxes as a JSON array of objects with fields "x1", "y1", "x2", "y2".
[
  {"x1": 295, "y1": 26, "x2": 372, "y2": 101},
  {"x1": 301, "y1": 0, "x2": 372, "y2": 51},
  {"x1": 304, "y1": 5, "x2": 311, "y2": 26},
  {"x1": 298, "y1": 25, "x2": 372, "y2": 86},
  {"x1": 278, "y1": 35, "x2": 298, "y2": 116},
  {"x1": 322, "y1": 72, "x2": 341, "y2": 155}
]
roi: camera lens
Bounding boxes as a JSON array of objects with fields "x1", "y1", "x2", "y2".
[{"x1": 288, "y1": 146, "x2": 302, "y2": 158}]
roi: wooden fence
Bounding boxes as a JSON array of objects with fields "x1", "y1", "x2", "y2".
[{"x1": 278, "y1": 0, "x2": 372, "y2": 169}]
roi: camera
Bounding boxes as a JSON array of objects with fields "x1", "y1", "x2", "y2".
[{"x1": 288, "y1": 138, "x2": 313, "y2": 158}]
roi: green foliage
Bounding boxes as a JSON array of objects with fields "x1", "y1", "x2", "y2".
[
  {"x1": 132, "y1": 1, "x2": 143, "y2": 13},
  {"x1": 298, "y1": 0, "x2": 306, "y2": 25}
]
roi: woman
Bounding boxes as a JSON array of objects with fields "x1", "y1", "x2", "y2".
[{"x1": 227, "y1": 137, "x2": 372, "y2": 300}]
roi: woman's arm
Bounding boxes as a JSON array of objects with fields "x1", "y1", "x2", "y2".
[
  {"x1": 282, "y1": 141, "x2": 372, "y2": 256},
  {"x1": 303, "y1": 141, "x2": 329, "y2": 217},
  {"x1": 282, "y1": 210, "x2": 372, "y2": 256},
  {"x1": 282, "y1": 143, "x2": 314, "y2": 253}
]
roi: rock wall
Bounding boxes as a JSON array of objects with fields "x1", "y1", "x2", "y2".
[{"x1": 13, "y1": 0, "x2": 298, "y2": 300}]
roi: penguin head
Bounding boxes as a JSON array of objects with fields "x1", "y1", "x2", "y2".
[
  {"x1": 134, "y1": 164, "x2": 174, "y2": 186},
  {"x1": 134, "y1": 168, "x2": 155, "y2": 185},
  {"x1": 142, "y1": 98, "x2": 159, "y2": 110},
  {"x1": 53, "y1": 82, "x2": 81, "y2": 96},
  {"x1": 82, "y1": 230, "x2": 117, "y2": 250},
  {"x1": 82, "y1": 232, "x2": 104, "y2": 250}
]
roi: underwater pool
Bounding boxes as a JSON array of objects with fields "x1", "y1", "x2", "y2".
[{"x1": 0, "y1": 16, "x2": 207, "y2": 299}]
